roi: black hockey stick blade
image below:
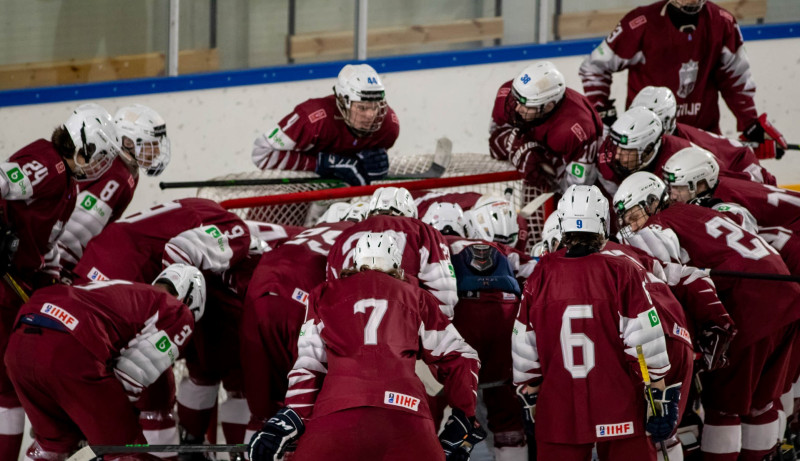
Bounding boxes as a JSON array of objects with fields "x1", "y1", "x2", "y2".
[
  {"x1": 68, "y1": 444, "x2": 249, "y2": 460},
  {"x1": 708, "y1": 269, "x2": 800, "y2": 283}
]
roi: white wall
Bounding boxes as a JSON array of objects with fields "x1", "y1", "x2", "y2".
[{"x1": 1, "y1": 37, "x2": 799, "y2": 215}]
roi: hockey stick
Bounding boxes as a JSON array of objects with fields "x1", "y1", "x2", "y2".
[
  {"x1": 158, "y1": 137, "x2": 453, "y2": 190},
  {"x1": 67, "y1": 444, "x2": 248, "y2": 461},
  {"x1": 706, "y1": 269, "x2": 800, "y2": 283},
  {"x1": 742, "y1": 141, "x2": 800, "y2": 151},
  {"x1": 519, "y1": 192, "x2": 555, "y2": 218},
  {"x1": 636, "y1": 345, "x2": 669, "y2": 461},
  {"x1": 3, "y1": 273, "x2": 29, "y2": 302}
]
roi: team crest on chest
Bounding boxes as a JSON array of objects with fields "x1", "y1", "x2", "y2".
[{"x1": 677, "y1": 60, "x2": 699, "y2": 98}]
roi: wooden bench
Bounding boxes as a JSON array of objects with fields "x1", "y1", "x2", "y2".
[
  {"x1": 288, "y1": 17, "x2": 503, "y2": 60},
  {"x1": 0, "y1": 48, "x2": 219, "y2": 91},
  {"x1": 556, "y1": 0, "x2": 767, "y2": 40}
]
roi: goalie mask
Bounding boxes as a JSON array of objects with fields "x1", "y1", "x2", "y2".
[
  {"x1": 464, "y1": 196, "x2": 520, "y2": 246},
  {"x1": 669, "y1": 0, "x2": 707, "y2": 14},
  {"x1": 505, "y1": 61, "x2": 566, "y2": 128},
  {"x1": 114, "y1": 104, "x2": 172, "y2": 176},
  {"x1": 662, "y1": 146, "x2": 719, "y2": 203},
  {"x1": 558, "y1": 185, "x2": 610, "y2": 238},
  {"x1": 64, "y1": 103, "x2": 122, "y2": 181},
  {"x1": 421, "y1": 202, "x2": 466, "y2": 237},
  {"x1": 630, "y1": 86, "x2": 677, "y2": 135},
  {"x1": 353, "y1": 232, "x2": 403, "y2": 274},
  {"x1": 153, "y1": 263, "x2": 206, "y2": 322},
  {"x1": 613, "y1": 172, "x2": 667, "y2": 237},
  {"x1": 604, "y1": 106, "x2": 664, "y2": 177},
  {"x1": 368, "y1": 187, "x2": 418, "y2": 218},
  {"x1": 334, "y1": 64, "x2": 388, "y2": 137}
]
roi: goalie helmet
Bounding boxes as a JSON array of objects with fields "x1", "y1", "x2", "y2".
[
  {"x1": 114, "y1": 104, "x2": 171, "y2": 176},
  {"x1": 64, "y1": 103, "x2": 122, "y2": 181},
  {"x1": 421, "y1": 202, "x2": 466, "y2": 237},
  {"x1": 344, "y1": 200, "x2": 370, "y2": 222},
  {"x1": 607, "y1": 106, "x2": 663, "y2": 176},
  {"x1": 630, "y1": 86, "x2": 677, "y2": 135},
  {"x1": 334, "y1": 64, "x2": 388, "y2": 136},
  {"x1": 368, "y1": 187, "x2": 418, "y2": 218},
  {"x1": 669, "y1": 0, "x2": 707, "y2": 14},
  {"x1": 662, "y1": 146, "x2": 720, "y2": 202},
  {"x1": 153, "y1": 263, "x2": 206, "y2": 322},
  {"x1": 353, "y1": 232, "x2": 403, "y2": 274},
  {"x1": 558, "y1": 185, "x2": 610, "y2": 238},
  {"x1": 613, "y1": 172, "x2": 667, "y2": 233},
  {"x1": 464, "y1": 195, "x2": 520, "y2": 246},
  {"x1": 316, "y1": 202, "x2": 352, "y2": 224},
  {"x1": 506, "y1": 61, "x2": 566, "y2": 126}
]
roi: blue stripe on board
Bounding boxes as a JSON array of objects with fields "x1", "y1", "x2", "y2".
[{"x1": 1, "y1": 21, "x2": 797, "y2": 108}]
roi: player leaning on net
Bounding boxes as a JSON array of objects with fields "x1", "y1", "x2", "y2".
[
  {"x1": 662, "y1": 146, "x2": 800, "y2": 276},
  {"x1": 57, "y1": 103, "x2": 172, "y2": 274},
  {"x1": 578, "y1": 0, "x2": 788, "y2": 161},
  {"x1": 251, "y1": 63, "x2": 399, "y2": 186},
  {"x1": 630, "y1": 86, "x2": 777, "y2": 183},
  {"x1": 240, "y1": 209, "x2": 357, "y2": 443},
  {"x1": 512, "y1": 185, "x2": 674, "y2": 460},
  {"x1": 6, "y1": 264, "x2": 204, "y2": 461},
  {"x1": 0, "y1": 103, "x2": 122, "y2": 460},
  {"x1": 489, "y1": 61, "x2": 603, "y2": 192},
  {"x1": 614, "y1": 172, "x2": 800, "y2": 460},
  {"x1": 326, "y1": 186, "x2": 458, "y2": 317},
  {"x1": 249, "y1": 232, "x2": 483, "y2": 461}
]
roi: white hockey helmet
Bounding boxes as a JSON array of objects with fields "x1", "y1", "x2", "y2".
[
  {"x1": 613, "y1": 172, "x2": 667, "y2": 233},
  {"x1": 64, "y1": 103, "x2": 122, "y2": 181},
  {"x1": 607, "y1": 106, "x2": 664, "y2": 175},
  {"x1": 558, "y1": 185, "x2": 610, "y2": 238},
  {"x1": 511, "y1": 61, "x2": 566, "y2": 109},
  {"x1": 630, "y1": 86, "x2": 677, "y2": 135},
  {"x1": 368, "y1": 187, "x2": 418, "y2": 218},
  {"x1": 421, "y1": 202, "x2": 467, "y2": 237},
  {"x1": 353, "y1": 232, "x2": 403, "y2": 273},
  {"x1": 114, "y1": 104, "x2": 171, "y2": 176},
  {"x1": 316, "y1": 202, "x2": 352, "y2": 224},
  {"x1": 662, "y1": 146, "x2": 720, "y2": 200},
  {"x1": 344, "y1": 200, "x2": 370, "y2": 222},
  {"x1": 334, "y1": 64, "x2": 388, "y2": 135},
  {"x1": 541, "y1": 210, "x2": 563, "y2": 252},
  {"x1": 153, "y1": 263, "x2": 206, "y2": 322},
  {"x1": 669, "y1": 0, "x2": 707, "y2": 14},
  {"x1": 464, "y1": 195, "x2": 520, "y2": 246}
]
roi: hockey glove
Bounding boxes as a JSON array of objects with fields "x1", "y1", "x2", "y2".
[
  {"x1": 596, "y1": 100, "x2": 618, "y2": 127},
  {"x1": 249, "y1": 408, "x2": 305, "y2": 461},
  {"x1": 113, "y1": 368, "x2": 144, "y2": 402},
  {"x1": 510, "y1": 141, "x2": 555, "y2": 188},
  {"x1": 0, "y1": 227, "x2": 19, "y2": 273},
  {"x1": 115, "y1": 330, "x2": 179, "y2": 389},
  {"x1": 316, "y1": 152, "x2": 369, "y2": 186},
  {"x1": 741, "y1": 113, "x2": 788, "y2": 160},
  {"x1": 355, "y1": 147, "x2": 390, "y2": 181},
  {"x1": 697, "y1": 322, "x2": 736, "y2": 371},
  {"x1": 645, "y1": 383, "x2": 681, "y2": 443},
  {"x1": 439, "y1": 408, "x2": 487, "y2": 461},
  {"x1": 515, "y1": 384, "x2": 538, "y2": 435},
  {"x1": 489, "y1": 126, "x2": 522, "y2": 161}
]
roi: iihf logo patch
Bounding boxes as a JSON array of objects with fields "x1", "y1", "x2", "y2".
[
  {"x1": 384, "y1": 391, "x2": 420, "y2": 411},
  {"x1": 292, "y1": 288, "x2": 309, "y2": 306},
  {"x1": 87, "y1": 267, "x2": 109, "y2": 281},
  {"x1": 596, "y1": 421, "x2": 633, "y2": 437}
]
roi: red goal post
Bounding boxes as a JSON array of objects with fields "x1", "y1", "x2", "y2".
[{"x1": 196, "y1": 153, "x2": 555, "y2": 254}]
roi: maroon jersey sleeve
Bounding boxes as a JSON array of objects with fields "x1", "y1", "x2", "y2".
[{"x1": 711, "y1": 6, "x2": 758, "y2": 131}]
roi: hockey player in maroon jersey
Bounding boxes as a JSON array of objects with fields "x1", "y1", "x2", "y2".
[
  {"x1": 252, "y1": 63, "x2": 399, "y2": 186},
  {"x1": 241, "y1": 217, "x2": 355, "y2": 442},
  {"x1": 489, "y1": 61, "x2": 603, "y2": 192},
  {"x1": 326, "y1": 187, "x2": 458, "y2": 317},
  {"x1": 5, "y1": 264, "x2": 205, "y2": 461},
  {"x1": 614, "y1": 172, "x2": 800, "y2": 460},
  {"x1": 631, "y1": 86, "x2": 777, "y2": 182},
  {"x1": 248, "y1": 232, "x2": 483, "y2": 461},
  {"x1": 662, "y1": 146, "x2": 800, "y2": 275},
  {"x1": 0, "y1": 103, "x2": 121, "y2": 459},
  {"x1": 57, "y1": 103, "x2": 172, "y2": 273},
  {"x1": 579, "y1": 0, "x2": 787, "y2": 155},
  {"x1": 513, "y1": 185, "x2": 674, "y2": 461}
]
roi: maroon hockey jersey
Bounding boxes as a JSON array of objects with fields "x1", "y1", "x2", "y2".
[
  {"x1": 252, "y1": 95, "x2": 400, "y2": 171},
  {"x1": 284, "y1": 270, "x2": 479, "y2": 421}
]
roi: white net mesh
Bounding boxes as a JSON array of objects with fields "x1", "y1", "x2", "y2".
[{"x1": 197, "y1": 153, "x2": 551, "y2": 253}]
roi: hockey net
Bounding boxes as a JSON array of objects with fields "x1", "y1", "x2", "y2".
[{"x1": 197, "y1": 153, "x2": 553, "y2": 254}]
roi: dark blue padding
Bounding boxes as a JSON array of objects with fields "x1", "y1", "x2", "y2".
[
  {"x1": 1, "y1": 22, "x2": 797, "y2": 108},
  {"x1": 452, "y1": 244, "x2": 521, "y2": 296}
]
